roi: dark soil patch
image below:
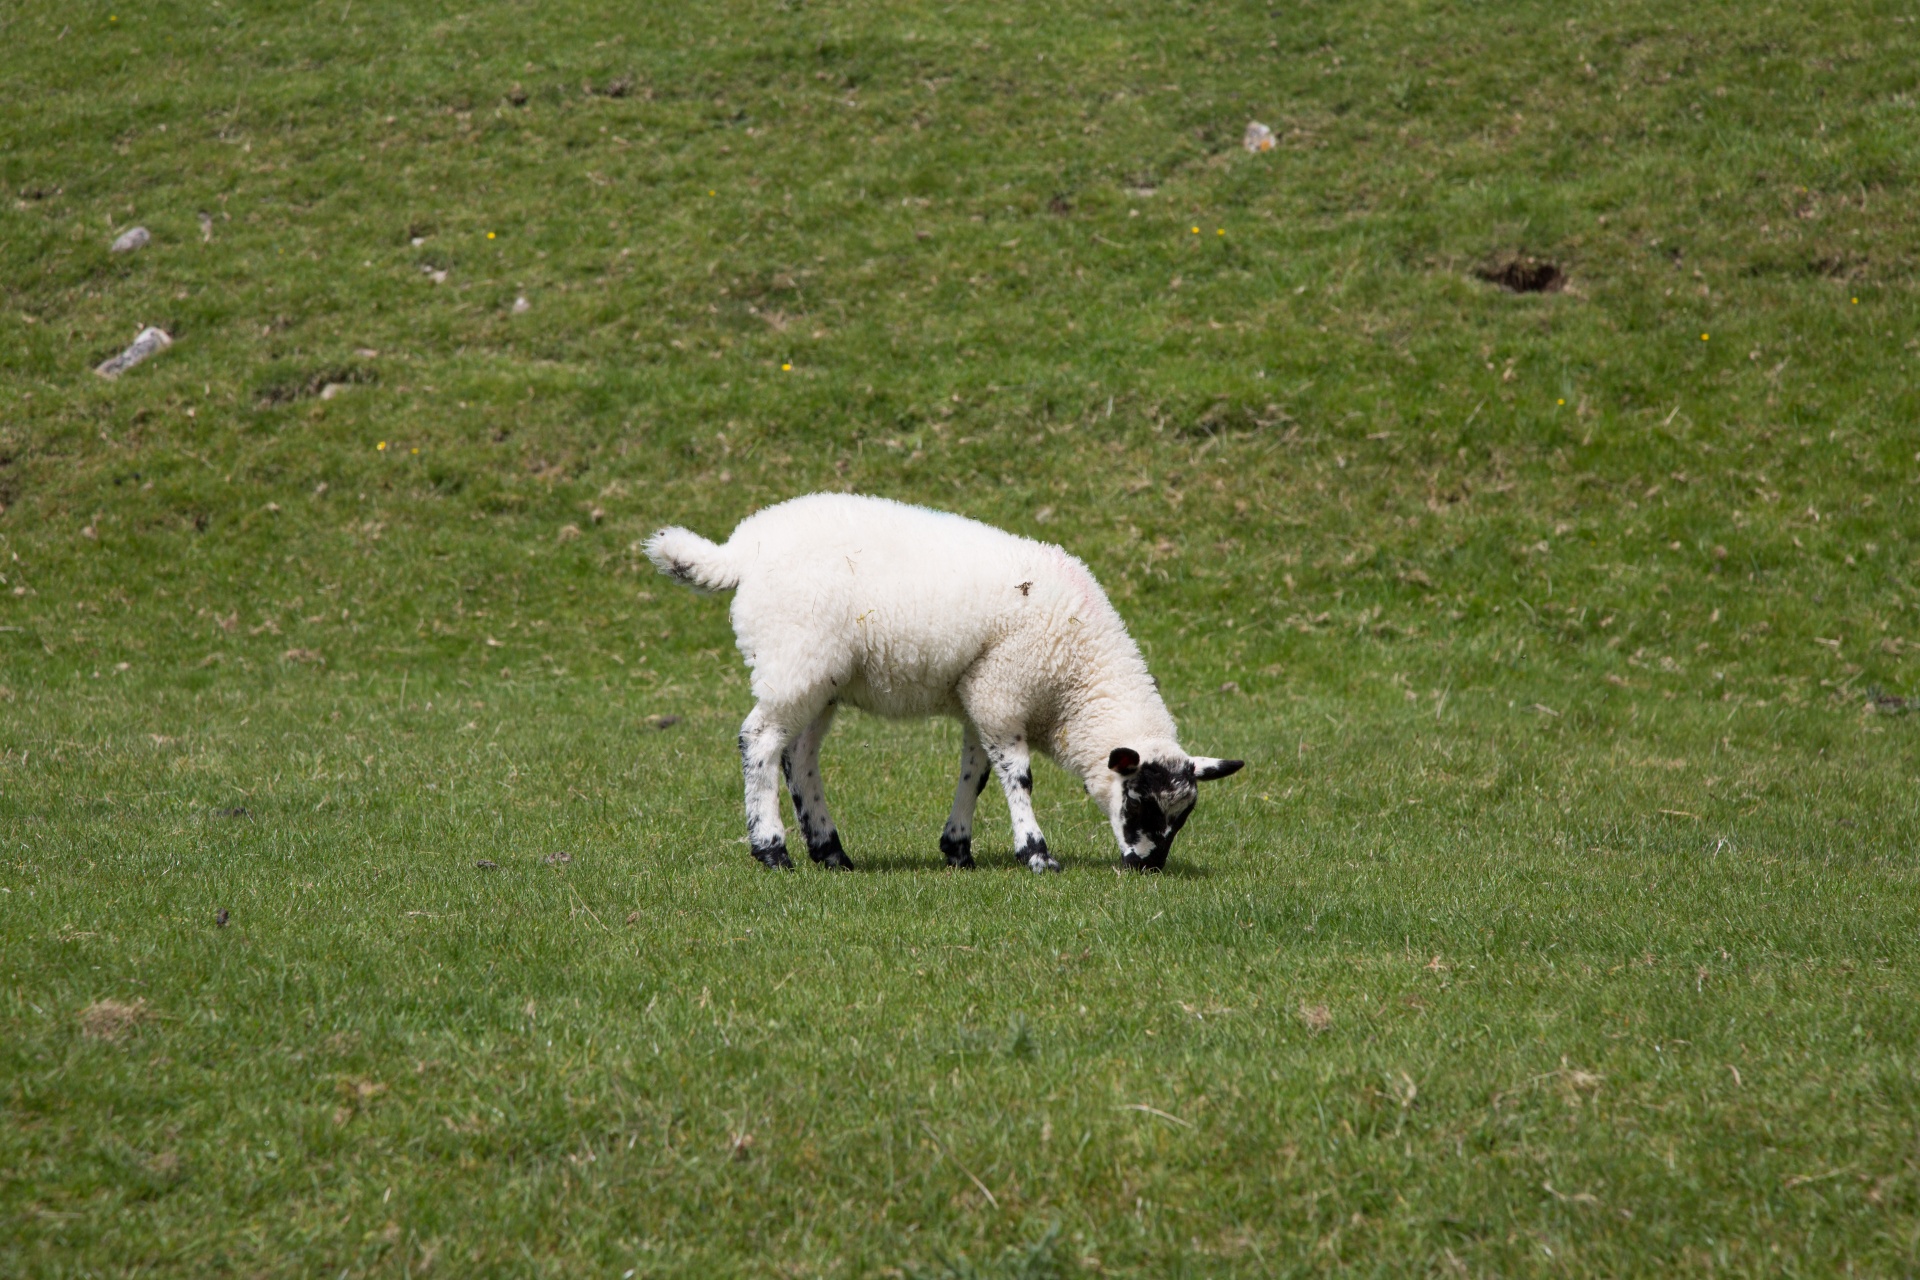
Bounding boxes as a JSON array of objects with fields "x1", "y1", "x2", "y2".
[
  {"x1": 1475, "y1": 256, "x2": 1566, "y2": 294},
  {"x1": 255, "y1": 366, "x2": 377, "y2": 407},
  {"x1": 1809, "y1": 254, "x2": 1868, "y2": 280},
  {"x1": 1869, "y1": 688, "x2": 1914, "y2": 714},
  {"x1": 586, "y1": 74, "x2": 638, "y2": 99}
]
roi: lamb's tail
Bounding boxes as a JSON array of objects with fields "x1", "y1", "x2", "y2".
[{"x1": 644, "y1": 526, "x2": 742, "y2": 594}]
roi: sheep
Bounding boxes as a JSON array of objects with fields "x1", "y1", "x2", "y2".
[{"x1": 645, "y1": 493, "x2": 1243, "y2": 873}]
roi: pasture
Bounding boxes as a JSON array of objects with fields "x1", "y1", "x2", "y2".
[{"x1": 3, "y1": 0, "x2": 1918, "y2": 1274}]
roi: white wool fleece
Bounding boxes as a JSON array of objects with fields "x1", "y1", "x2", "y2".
[{"x1": 647, "y1": 493, "x2": 1241, "y2": 872}]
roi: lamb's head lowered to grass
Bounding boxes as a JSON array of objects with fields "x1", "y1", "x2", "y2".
[
  {"x1": 1101, "y1": 747, "x2": 1245, "y2": 871},
  {"x1": 645, "y1": 493, "x2": 1244, "y2": 874}
]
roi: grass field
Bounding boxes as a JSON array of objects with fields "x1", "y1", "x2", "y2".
[{"x1": 5, "y1": 0, "x2": 1920, "y2": 1273}]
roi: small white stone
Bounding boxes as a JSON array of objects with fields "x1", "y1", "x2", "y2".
[
  {"x1": 111, "y1": 226, "x2": 152, "y2": 254},
  {"x1": 95, "y1": 327, "x2": 172, "y2": 379},
  {"x1": 512, "y1": 295, "x2": 531, "y2": 314}
]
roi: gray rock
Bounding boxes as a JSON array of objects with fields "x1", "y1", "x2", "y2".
[{"x1": 95, "y1": 327, "x2": 172, "y2": 378}]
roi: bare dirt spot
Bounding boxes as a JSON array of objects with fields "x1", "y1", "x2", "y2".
[
  {"x1": 333, "y1": 1077, "x2": 388, "y2": 1125},
  {"x1": 1474, "y1": 256, "x2": 1566, "y2": 294},
  {"x1": 1869, "y1": 688, "x2": 1915, "y2": 714},
  {"x1": 255, "y1": 366, "x2": 376, "y2": 407},
  {"x1": 585, "y1": 74, "x2": 638, "y2": 99},
  {"x1": 1298, "y1": 1001, "x2": 1332, "y2": 1033},
  {"x1": 80, "y1": 998, "x2": 150, "y2": 1042},
  {"x1": 1808, "y1": 254, "x2": 1868, "y2": 280}
]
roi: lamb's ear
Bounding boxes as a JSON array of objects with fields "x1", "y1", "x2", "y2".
[
  {"x1": 1192, "y1": 756, "x2": 1245, "y2": 782},
  {"x1": 1108, "y1": 747, "x2": 1142, "y2": 776}
]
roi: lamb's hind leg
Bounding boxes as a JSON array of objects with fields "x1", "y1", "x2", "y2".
[
  {"x1": 739, "y1": 704, "x2": 796, "y2": 869},
  {"x1": 784, "y1": 704, "x2": 852, "y2": 870},
  {"x1": 985, "y1": 733, "x2": 1058, "y2": 873},
  {"x1": 938, "y1": 722, "x2": 988, "y2": 868}
]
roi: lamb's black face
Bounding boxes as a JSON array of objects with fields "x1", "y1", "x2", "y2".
[
  {"x1": 1118, "y1": 761, "x2": 1198, "y2": 870},
  {"x1": 1107, "y1": 748, "x2": 1244, "y2": 871}
]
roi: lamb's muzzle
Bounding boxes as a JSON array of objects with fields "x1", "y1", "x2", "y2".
[{"x1": 647, "y1": 494, "x2": 1245, "y2": 872}]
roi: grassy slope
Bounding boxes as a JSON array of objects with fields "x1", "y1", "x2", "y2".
[{"x1": 3, "y1": 0, "x2": 1919, "y2": 1274}]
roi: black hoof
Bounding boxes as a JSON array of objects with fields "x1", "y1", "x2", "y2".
[
  {"x1": 940, "y1": 832, "x2": 976, "y2": 869},
  {"x1": 1017, "y1": 836, "x2": 1059, "y2": 874},
  {"x1": 751, "y1": 840, "x2": 794, "y2": 870},
  {"x1": 808, "y1": 831, "x2": 854, "y2": 870}
]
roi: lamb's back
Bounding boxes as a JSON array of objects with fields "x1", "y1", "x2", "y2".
[
  {"x1": 730, "y1": 494, "x2": 1044, "y2": 610},
  {"x1": 724, "y1": 495, "x2": 1094, "y2": 706}
]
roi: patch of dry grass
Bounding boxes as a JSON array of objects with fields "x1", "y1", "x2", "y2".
[{"x1": 77, "y1": 998, "x2": 149, "y2": 1043}]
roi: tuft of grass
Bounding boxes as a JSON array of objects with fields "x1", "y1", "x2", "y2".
[
  {"x1": 75, "y1": 998, "x2": 150, "y2": 1043},
  {"x1": 3, "y1": 0, "x2": 1919, "y2": 1274}
]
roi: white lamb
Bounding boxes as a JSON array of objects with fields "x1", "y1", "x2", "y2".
[{"x1": 645, "y1": 493, "x2": 1243, "y2": 873}]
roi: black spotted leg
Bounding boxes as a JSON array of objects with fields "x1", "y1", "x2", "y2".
[
  {"x1": 985, "y1": 733, "x2": 1057, "y2": 873},
  {"x1": 939, "y1": 722, "x2": 988, "y2": 868},
  {"x1": 783, "y1": 703, "x2": 851, "y2": 869},
  {"x1": 738, "y1": 704, "x2": 796, "y2": 868}
]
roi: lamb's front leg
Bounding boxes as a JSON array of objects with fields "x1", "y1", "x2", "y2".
[
  {"x1": 985, "y1": 735, "x2": 1058, "y2": 873},
  {"x1": 939, "y1": 722, "x2": 988, "y2": 869},
  {"x1": 738, "y1": 705, "x2": 795, "y2": 869}
]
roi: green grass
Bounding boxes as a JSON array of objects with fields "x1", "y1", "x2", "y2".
[{"x1": 5, "y1": 0, "x2": 1920, "y2": 1273}]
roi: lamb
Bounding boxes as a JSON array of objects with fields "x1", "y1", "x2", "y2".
[{"x1": 645, "y1": 493, "x2": 1243, "y2": 873}]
